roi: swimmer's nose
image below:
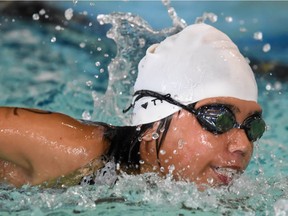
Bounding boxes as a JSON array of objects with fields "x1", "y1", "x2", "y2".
[{"x1": 227, "y1": 129, "x2": 253, "y2": 157}]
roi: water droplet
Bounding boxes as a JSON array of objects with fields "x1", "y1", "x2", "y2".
[
  {"x1": 160, "y1": 127, "x2": 165, "y2": 133},
  {"x1": 168, "y1": 8, "x2": 176, "y2": 17},
  {"x1": 39, "y1": 9, "x2": 46, "y2": 16},
  {"x1": 95, "y1": 61, "x2": 101, "y2": 67},
  {"x1": 178, "y1": 139, "x2": 186, "y2": 149},
  {"x1": 159, "y1": 150, "x2": 166, "y2": 155},
  {"x1": 258, "y1": 168, "x2": 264, "y2": 174},
  {"x1": 139, "y1": 160, "x2": 145, "y2": 165},
  {"x1": 138, "y1": 38, "x2": 146, "y2": 48},
  {"x1": 162, "y1": 0, "x2": 170, "y2": 6},
  {"x1": 82, "y1": 110, "x2": 91, "y2": 120},
  {"x1": 89, "y1": 22, "x2": 92, "y2": 27},
  {"x1": 252, "y1": 65, "x2": 258, "y2": 70},
  {"x1": 138, "y1": 137, "x2": 142, "y2": 142},
  {"x1": 225, "y1": 16, "x2": 233, "y2": 23},
  {"x1": 263, "y1": 43, "x2": 271, "y2": 52},
  {"x1": 209, "y1": 13, "x2": 218, "y2": 23},
  {"x1": 152, "y1": 132, "x2": 159, "y2": 140},
  {"x1": 32, "y1": 13, "x2": 40, "y2": 21},
  {"x1": 79, "y1": 42, "x2": 86, "y2": 48},
  {"x1": 86, "y1": 80, "x2": 93, "y2": 87},
  {"x1": 274, "y1": 81, "x2": 282, "y2": 90},
  {"x1": 55, "y1": 25, "x2": 64, "y2": 31},
  {"x1": 65, "y1": 8, "x2": 73, "y2": 21},
  {"x1": 195, "y1": 12, "x2": 217, "y2": 24},
  {"x1": 168, "y1": 164, "x2": 175, "y2": 173},
  {"x1": 207, "y1": 177, "x2": 214, "y2": 184},
  {"x1": 99, "y1": 68, "x2": 104, "y2": 73},
  {"x1": 265, "y1": 83, "x2": 272, "y2": 91},
  {"x1": 136, "y1": 126, "x2": 141, "y2": 131},
  {"x1": 97, "y1": 14, "x2": 105, "y2": 25},
  {"x1": 160, "y1": 167, "x2": 165, "y2": 172},
  {"x1": 51, "y1": 37, "x2": 56, "y2": 43},
  {"x1": 97, "y1": 47, "x2": 102, "y2": 52},
  {"x1": 253, "y1": 31, "x2": 263, "y2": 41},
  {"x1": 173, "y1": 150, "x2": 178, "y2": 155}
]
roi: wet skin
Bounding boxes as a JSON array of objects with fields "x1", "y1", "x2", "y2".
[
  {"x1": 0, "y1": 97, "x2": 262, "y2": 188},
  {"x1": 0, "y1": 108, "x2": 109, "y2": 186},
  {"x1": 139, "y1": 97, "x2": 262, "y2": 188}
]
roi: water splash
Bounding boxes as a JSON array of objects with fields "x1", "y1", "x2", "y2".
[
  {"x1": 162, "y1": 0, "x2": 187, "y2": 28},
  {"x1": 0, "y1": 171, "x2": 286, "y2": 215},
  {"x1": 64, "y1": 8, "x2": 73, "y2": 21},
  {"x1": 195, "y1": 12, "x2": 218, "y2": 24},
  {"x1": 91, "y1": 0, "x2": 228, "y2": 125},
  {"x1": 93, "y1": 7, "x2": 186, "y2": 125}
]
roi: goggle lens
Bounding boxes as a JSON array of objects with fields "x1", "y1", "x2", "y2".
[
  {"x1": 197, "y1": 105, "x2": 235, "y2": 134},
  {"x1": 242, "y1": 116, "x2": 266, "y2": 142},
  {"x1": 195, "y1": 105, "x2": 265, "y2": 142}
]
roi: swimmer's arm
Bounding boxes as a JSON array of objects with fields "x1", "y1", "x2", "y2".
[{"x1": 0, "y1": 107, "x2": 108, "y2": 186}]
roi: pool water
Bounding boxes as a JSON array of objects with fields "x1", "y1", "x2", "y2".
[{"x1": 0, "y1": 1, "x2": 287, "y2": 215}]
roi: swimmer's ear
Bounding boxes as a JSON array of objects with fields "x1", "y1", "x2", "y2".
[{"x1": 141, "y1": 121, "x2": 160, "y2": 142}]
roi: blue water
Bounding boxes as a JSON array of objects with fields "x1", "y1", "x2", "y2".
[{"x1": 0, "y1": 1, "x2": 288, "y2": 215}]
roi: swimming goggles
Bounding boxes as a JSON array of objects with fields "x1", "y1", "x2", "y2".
[{"x1": 124, "y1": 90, "x2": 266, "y2": 142}]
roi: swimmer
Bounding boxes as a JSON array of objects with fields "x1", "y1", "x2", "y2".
[{"x1": 0, "y1": 23, "x2": 266, "y2": 189}]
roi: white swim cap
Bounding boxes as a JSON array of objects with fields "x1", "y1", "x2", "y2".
[{"x1": 131, "y1": 23, "x2": 258, "y2": 125}]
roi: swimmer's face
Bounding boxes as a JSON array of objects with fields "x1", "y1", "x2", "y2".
[{"x1": 140, "y1": 97, "x2": 263, "y2": 188}]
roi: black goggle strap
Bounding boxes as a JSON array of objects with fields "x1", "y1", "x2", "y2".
[
  {"x1": 123, "y1": 90, "x2": 195, "y2": 114},
  {"x1": 123, "y1": 90, "x2": 266, "y2": 141}
]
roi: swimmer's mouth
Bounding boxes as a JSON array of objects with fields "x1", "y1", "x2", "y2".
[{"x1": 213, "y1": 167, "x2": 243, "y2": 185}]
